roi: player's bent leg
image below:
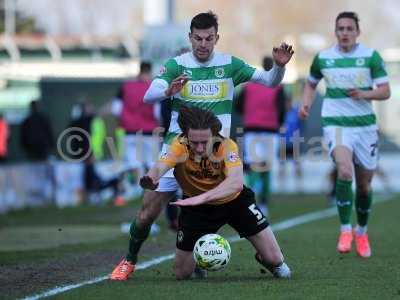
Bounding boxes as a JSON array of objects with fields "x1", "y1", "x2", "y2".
[
  {"x1": 174, "y1": 248, "x2": 196, "y2": 280},
  {"x1": 137, "y1": 190, "x2": 175, "y2": 226},
  {"x1": 247, "y1": 227, "x2": 291, "y2": 278},
  {"x1": 110, "y1": 190, "x2": 176, "y2": 280},
  {"x1": 126, "y1": 190, "x2": 175, "y2": 263}
]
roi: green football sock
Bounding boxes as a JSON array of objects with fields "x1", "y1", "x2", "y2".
[
  {"x1": 336, "y1": 179, "x2": 353, "y2": 225},
  {"x1": 355, "y1": 190, "x2": 372, "y2": 227},
  {"x1": 247, "y1": 170, "x2": 263, "y2": 201},
  {"x1": 260, "y1": 171, "x2": 271, "y2": 205},
  {"x1": 126, "y1": 219, "x2": 151, "y2": 264}
]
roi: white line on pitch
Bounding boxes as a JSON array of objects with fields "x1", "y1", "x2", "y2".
[{"x1": 21, "y1": 195, "x2": 393, "y2": 300}]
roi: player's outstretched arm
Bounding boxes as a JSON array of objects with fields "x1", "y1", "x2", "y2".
[
  {"x1": 272, "y1": 42, "x2": 294, "y2": 67},
  {"x1": 171, "y1": 166, "x2": 243, "y2": 206},
  {"x1": 250, "y1": 43, "x2": 294, "y2": 88},
  {"x1": 139, "y1": 162, "x2": 171, "y2": 190},
  {"x1": 144, "y1": 75, "x2": 190, "y2": 104}
]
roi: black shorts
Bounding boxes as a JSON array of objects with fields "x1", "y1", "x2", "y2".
[{"x1": 176, "y1": 186, "x2": 269, "y2": 251}]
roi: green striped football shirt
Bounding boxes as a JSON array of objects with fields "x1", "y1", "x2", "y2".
[
  {"x1": 157, "y1": 52, "x2": 256, "y2": 144},
  {"x1": 308, "y1": 43, "x2": 389, "y2": 129}
]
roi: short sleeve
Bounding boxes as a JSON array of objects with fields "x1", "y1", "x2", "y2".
[
  {"x1": 309, "y1": 54, "x2": 323, "y2": 84},
  {"x1": 159, "y1": 137, "x2": 187, "y2": 167},
  {"x1": 222, "y1": 139, "x2": 242, "y2": 170},
  {"x1": 231, "y1": 56, "x2": 256, "y2": 86},
  {"x1": 370, "y1": 50, "x2": 388, "y2": 85},
  {"x1": 156, "y1": 58, "x2": 181, "y2": 85}
]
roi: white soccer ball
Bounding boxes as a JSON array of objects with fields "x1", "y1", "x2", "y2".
[{"x1": 193, "y1": 233, "x2": 231, "y2": 271}]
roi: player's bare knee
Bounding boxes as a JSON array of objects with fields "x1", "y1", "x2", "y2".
[
  {"x1": 337, "y1": 164, "x2": 353, "y2": 181},
  {"x1": 356, "y1": 183, "x2": 370, "y2": 197}
]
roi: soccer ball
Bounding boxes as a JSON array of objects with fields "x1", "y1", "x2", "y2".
[{"x1": 193, "y1": 233, "x2": 231, "y2": 271}]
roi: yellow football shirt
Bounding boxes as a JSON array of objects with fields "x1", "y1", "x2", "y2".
[{"x1": 160, "y1": 136, "x2": 242, "y2": 205}]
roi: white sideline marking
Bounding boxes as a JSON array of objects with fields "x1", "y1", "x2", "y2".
[{"x1": 21, "y1": 195, "x2": 393, "y2": 300}]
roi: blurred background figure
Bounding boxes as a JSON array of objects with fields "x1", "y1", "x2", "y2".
[
  {"x1": 235, "y1": 56, "x2": 288, "y2": 216},
  {"x1": 278, "y1": 79, "x2": 304, "y2": 192},
  {"x1": 20, "y1": 100, "x2": 54, "y2": 161},
  {"x1": 0, "y1": 113, "x2": 9, "y2": 162},
  {"x1": 112, "y1": 61, "x2": 160, "y2": 192},
  {"x1": 67, "y1": 101, "x2": 95, "y2": 161}
]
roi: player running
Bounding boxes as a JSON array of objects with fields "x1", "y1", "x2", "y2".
[{"x1": 299, "y1": 11, "x2": 390, "y2": 258}]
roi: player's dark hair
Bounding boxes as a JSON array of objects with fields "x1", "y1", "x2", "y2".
[
  {"x1": 336, "y1": 11, "x2": 360, "y2": 30},
  {"x1": 262, "y1": 56, "x2": 274, "y2": 71},
  {"x1": 190, "y1": 11, "x2": 218, "y2": 33},
  {"x1": 178, "y1": 105, "x2": 222, "y2": 136},
  {"x1": 140, "y1": 61, "x2": 152, "y2": 73}
]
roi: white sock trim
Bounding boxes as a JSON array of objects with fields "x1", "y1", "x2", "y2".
[{"x1": 340, "y1": 224, "x2": 352, "y2": 232}]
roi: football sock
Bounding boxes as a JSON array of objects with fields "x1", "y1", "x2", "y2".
[
  {"x1": 260, "y1": 171, "x2": 271, "y2": 205},
  {"x1": 336, "y1": 179, "x2": 353, "y2": 225},
  {"x1": 126, "y1": 219, "x2": 151, "y2": 264},
  {"x1": 355, "y1": 225, "x2": 367, "y2": 235},
  {"x1": 355, "y1": 190, "x2": 372, "y2": 227},
  {"x1": 246, "y1": 170, "x2": 263, "y2": 201},
  {"x1": 340, "y1": 224, "x2": 352, "y2": 232}
]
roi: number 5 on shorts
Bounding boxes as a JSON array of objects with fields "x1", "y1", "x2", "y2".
[{"x1": 248, "y1": 204, "x2": 263, "y2": 220}]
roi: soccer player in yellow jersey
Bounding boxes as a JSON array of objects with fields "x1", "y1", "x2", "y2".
[{"x1": 139, "y1": 106, "x2": 291, "y2": 280}]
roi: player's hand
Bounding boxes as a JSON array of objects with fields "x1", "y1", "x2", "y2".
[
  {"x1": 165, "y1": 75, "x2": 190, "y2": 97},
  {"x1": 272, "y1": 42, "x2": 294, "y2": 67},
  {"x1": 347, "y1": 89, "x2": 366, "y2": 100},
  {"x1": 298, "y1": 104, "x2": 310, "y2": 120},
  {"x1": 139, "y1": 175, "x2": 159, "y2": 190},
  {"x1": 170, "y1": 195, "x2": 205, "y2": 206}
]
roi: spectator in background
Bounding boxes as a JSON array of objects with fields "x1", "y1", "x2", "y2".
[
  {"x1": 20, "y1": 100, "x2": 54, "y2": 161},
  {"x1": 112, "y1": 62, "x2": 160, "y2": 184},
  {"x1": 0, "y1": 113, "x2": 9, "y2": 162},
  {"x1": 67, "y1": 101, "x2": 95, "y2": 161},
  {"x1": 235, "y1": 56, "x2": 288, "y2": 215},
  {"x1": 278, "y1": 80, "x2": 303, "y2": 192}
]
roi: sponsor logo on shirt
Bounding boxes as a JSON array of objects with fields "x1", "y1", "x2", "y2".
[
  {"x1": 227, "y1": 151, "x2": 239, "y2": 162},
  {"x1": 181, "y1": 80, "x2": 229, "y2": 99},
  {"x1": 326, "y1": 59, "x2": 335, "y2": 67}
]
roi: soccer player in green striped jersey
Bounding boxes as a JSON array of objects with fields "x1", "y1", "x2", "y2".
[
  {"x1": 111, "y1": 11, "x2": 294, "y2": 280},
  {"x1": 299, "y1": 12, "x2": 391, "y2": 258}
]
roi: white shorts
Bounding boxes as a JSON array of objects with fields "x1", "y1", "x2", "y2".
[
  {"x1": 323, "y1": 127, "x2": 379, "y2": 170},
  {"x1": 155, "y1": 143, "x2": 179, "y2": 192},
  {"x1": 243, "y1": 132, "x2": 279, "y2": 164},
  {"x1": 123, "y1": 134, "x2": 161, "y2": 169}
]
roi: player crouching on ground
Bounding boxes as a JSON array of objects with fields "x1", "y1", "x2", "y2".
[{"x1": 140, "y1": 105, "x2": 291, "y2": 280}]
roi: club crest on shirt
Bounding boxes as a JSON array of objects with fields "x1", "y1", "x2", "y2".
[
  {"x1": 215, "y1": 67, "x2": 225, "y2": 78},
  {"x1": 356, "y1": 58, "x2": 365, "y2": 66}
]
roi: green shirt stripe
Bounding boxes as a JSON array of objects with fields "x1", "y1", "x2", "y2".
[
  {"x1": 325, "y1": 87, "x2": 372, "y2": 99},
  {"x1": 164, "y1": 132, "x2": 179, "y2": 144},
  {"x1": 171, "y1": 98, "x2": 232, "y2": 115},
  {"x1": 319, "y1": 57, "x2": 373, "y2": 69},
  {"x1": 322, "y1": 114, "x2": 376, "y2": 127}
]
